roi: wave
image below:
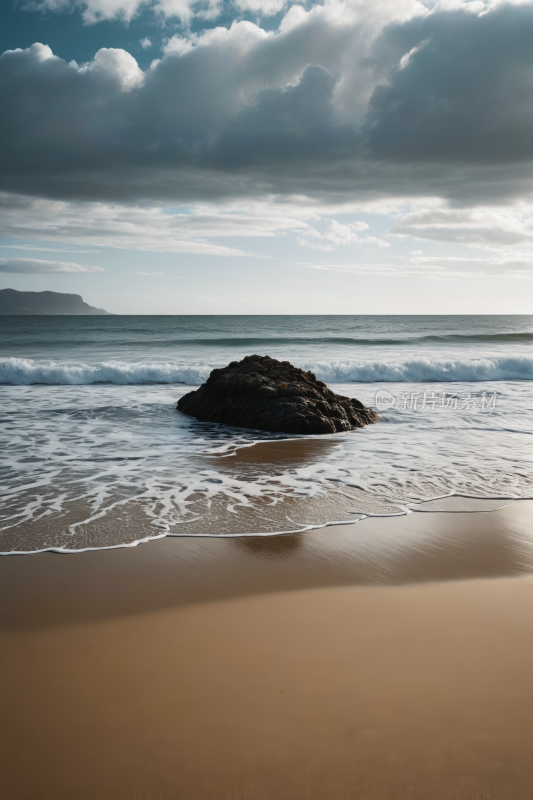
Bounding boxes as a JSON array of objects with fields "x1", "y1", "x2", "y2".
[
  {"x1": 1, "y1": 355, "x2": 533, "y2": 385},
  {"x1": 151, "y1": 332, "x2": 533, "y2": 346},
  {"x1": 105, "y1": 332, "x2": 533, "y2": 346},
  {"x1": 310, "y1": 356, "x2": 533, "y2": 383},
  {"x1": 182, "y1": 332, "x2": 533, "y2": 346},
  {"x1": 0, "y1": 358, "x2": 210, "y2": 385},
  {"x1": 3, "y1": 332, "x2": 533, "y2": 350},
  {"x1": 420, "y1": 332, "x2": 533, "y2": 344}
]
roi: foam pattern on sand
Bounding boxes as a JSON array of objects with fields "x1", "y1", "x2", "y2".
[
  {"x1": 410, "y1": 497, "x2": 514, "y2": 513},
  {"x1": 0, "y1": 380, "x2": 531, "y2": 553}
]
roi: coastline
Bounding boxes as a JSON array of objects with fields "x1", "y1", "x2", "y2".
[
  {"x1": 2, "y1": 500, "x2": 532, "y2": 630},
  {"x1": 2, "y1": 503, "x2": 533, "y2": 798}
]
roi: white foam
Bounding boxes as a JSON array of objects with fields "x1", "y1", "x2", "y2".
[
  {"x1": 0, "y1": 358, "x2": 211, "y2": 385},
  {"x1": 1, "y1": 355, "x2": 533, "y2": 385},
  {"x1": 309, "y1": 356, "x2": 533, "y2": 383},
  {"x1": 0, "y1": 373, "x2": 532, "y2": 553}
]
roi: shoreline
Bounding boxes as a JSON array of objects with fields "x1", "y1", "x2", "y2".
[
  {"x1": 2, "y1": 500, "x2": 533, "y2": 633},
  {"x1": 0, "y1": 491, "x2": 523, "y2": 557}
]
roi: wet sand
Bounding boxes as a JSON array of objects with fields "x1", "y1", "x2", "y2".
[{"x1": 2, "y1": 502, "x2": 533, "y2": 799}]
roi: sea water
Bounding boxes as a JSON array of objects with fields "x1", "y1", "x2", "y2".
[{"x1": 1, "y1": 315, "x2": 532, "y2": 553}]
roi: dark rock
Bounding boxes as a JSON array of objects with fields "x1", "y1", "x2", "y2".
[{"x1": 177, "y1": 354, "x2": 379, "y2": 434}]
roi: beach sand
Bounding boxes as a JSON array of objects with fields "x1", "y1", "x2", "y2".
[{"x1": 2, "y1": 501, "x2": 533, "y2": 799}]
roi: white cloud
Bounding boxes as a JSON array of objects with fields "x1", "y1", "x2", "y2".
[
  {"x1": 155, "y1": 0, "x2": 197, "y2": 22},
  {"x1": 0, "y1": 258, "x2": 104, "y2": 273},
  {"x1": 140, "y1": 38, "x2": 152, "y2": 49},
  {"x1": 233, "y1": 0, "x2": 286, "y2": 16},
  {"x1": 31, "y1": 0, "x2": 222, "y2": 23},
  {"x1": 300, "y1": 219, "x2": 389, "y2": 250},
  {"x1": 301, "y1": 259, "x2": 533, "y2": 278},
  {"x1": 29, "y1": 0, "x2": 424, "y2": 26},
  {"x1": 324, "y1": 220, "x2": 370, "y2": 240},
  {"x1": 390, "y1": 207, "x2": 533, "y2": 248},
  {"x1": 2, "y1": 244, "x2": 99, "y2": 252},
  {"x1": 0, "y1": 193, "x2": 309, "y2": 253},
  {"x1": 80, "y1": 47, "x2": 144, "y2": 90},
  {"x1": 409, "y1": 253, "x2": 533, "y2": 276},
  {"x1": 301, "y1": 261, "x2": 437, "y2": 276}
]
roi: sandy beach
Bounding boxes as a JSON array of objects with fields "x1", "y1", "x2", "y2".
[{"x1": 2, "y1": 501, "x2": 533, "y2": 799}]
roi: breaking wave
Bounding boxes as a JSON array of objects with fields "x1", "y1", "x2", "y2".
[
  {"x1": 1, "y1": 355, "x2": 533, "y2": 385},
  {"x1": 310, "y1": 356, "x2": 533, "y2": 383},
  {"x1": 0, "y1": 358, "x2": 209, "y2": 386}
]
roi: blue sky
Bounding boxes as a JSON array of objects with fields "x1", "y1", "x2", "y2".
[{"x1": 1, "y1": 0, "x2": 532, "y2": 313}]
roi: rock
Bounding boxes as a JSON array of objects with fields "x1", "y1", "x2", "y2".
[{"x1": 177, "y1": 354, "x2": 379, "y2": 434}]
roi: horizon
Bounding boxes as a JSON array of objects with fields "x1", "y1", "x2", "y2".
[{"x1": 2, "y1": 288, "x2": 533, "y2": 316}]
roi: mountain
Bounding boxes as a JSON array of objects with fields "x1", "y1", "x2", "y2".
[{"x1": 0, "y1": 289, "x2": 114, "y2": 315}]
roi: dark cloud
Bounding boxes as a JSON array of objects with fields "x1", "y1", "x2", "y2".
[
  {"x1": 2, "y1": 4, "x2": 533, "y2": 206},
  {"x1": 207, "y1": 65, "x2": 360, "y2": 168},
  {"x1": 365, "y1": 4, "x2": 533, "y2": 164}
]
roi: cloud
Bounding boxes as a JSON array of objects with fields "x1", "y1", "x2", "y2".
[
  {"x1": 408, "y1": 253, "x2": 533, "y2": 276},
  {"x1": 390, "y1": 207, "x2": 533, "y2": 248},
  {"x1": 140, "y1": 38, "x2": 152, "y2": 49},
  {"x1": 0, "y1": 192, "x2": 309, "y2": 253},
  {"x1": 365, "y1": 2, "x2": 533, "y2": 165},
  {"x1": 302, "y1": 256, "x2": 533, "y2": 279},
  {"x1": 26, "y1": 0, "x2": 403, "y2": 25},
  {"x1": 29, "y1": 0, "x2": 200, "y2": 24},
  {"x1": 2, "y1": 244, "x2": 98, "y2": 252},
  {"x1": 84, "y1": 47, "x2": 144, "y2": 89},
  {"x1": 301, "y1": 261, "x2": 440, "y2": 277},
  {"x1": 0, "y1": 5, "x2": 420, "y2": 203},
  {"x1": 299, "y1": 219, "x2": 390, "y2": 250},
  {"x1": 0, "y1": 258, "x2": 104, "y2": 273},
  {"x1": 3, "y1": 1, "x2": 533, "y2": 212},
  {"x1": 233, "y1": 0, "x2": 287, "y2": 17}
]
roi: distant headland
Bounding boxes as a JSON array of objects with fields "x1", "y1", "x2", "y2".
[{"x1": 0, "y1": 289, "x2": 114, "y2": 315}]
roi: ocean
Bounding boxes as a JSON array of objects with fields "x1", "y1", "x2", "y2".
[{"x1": 1, "y1": 314, "x2": 532, "y2": 553}]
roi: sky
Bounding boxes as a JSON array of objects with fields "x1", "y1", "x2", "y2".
[{"x1": 1, "y1": 0, "x2": 533, "y2": 313}]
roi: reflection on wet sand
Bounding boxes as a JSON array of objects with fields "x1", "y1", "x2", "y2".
[
  {"x1": 235, "y1": 533, "x2": 303, "y2": 558},
  {"x1": 411, "y1": 496, "x2": 514, "y2": 513},
  {"x1": 211, "y1": 437, "x2": 340, "y2": 468},
  {"x1": 1, "y1": 501, "x2": 533, "y2": 632}
]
